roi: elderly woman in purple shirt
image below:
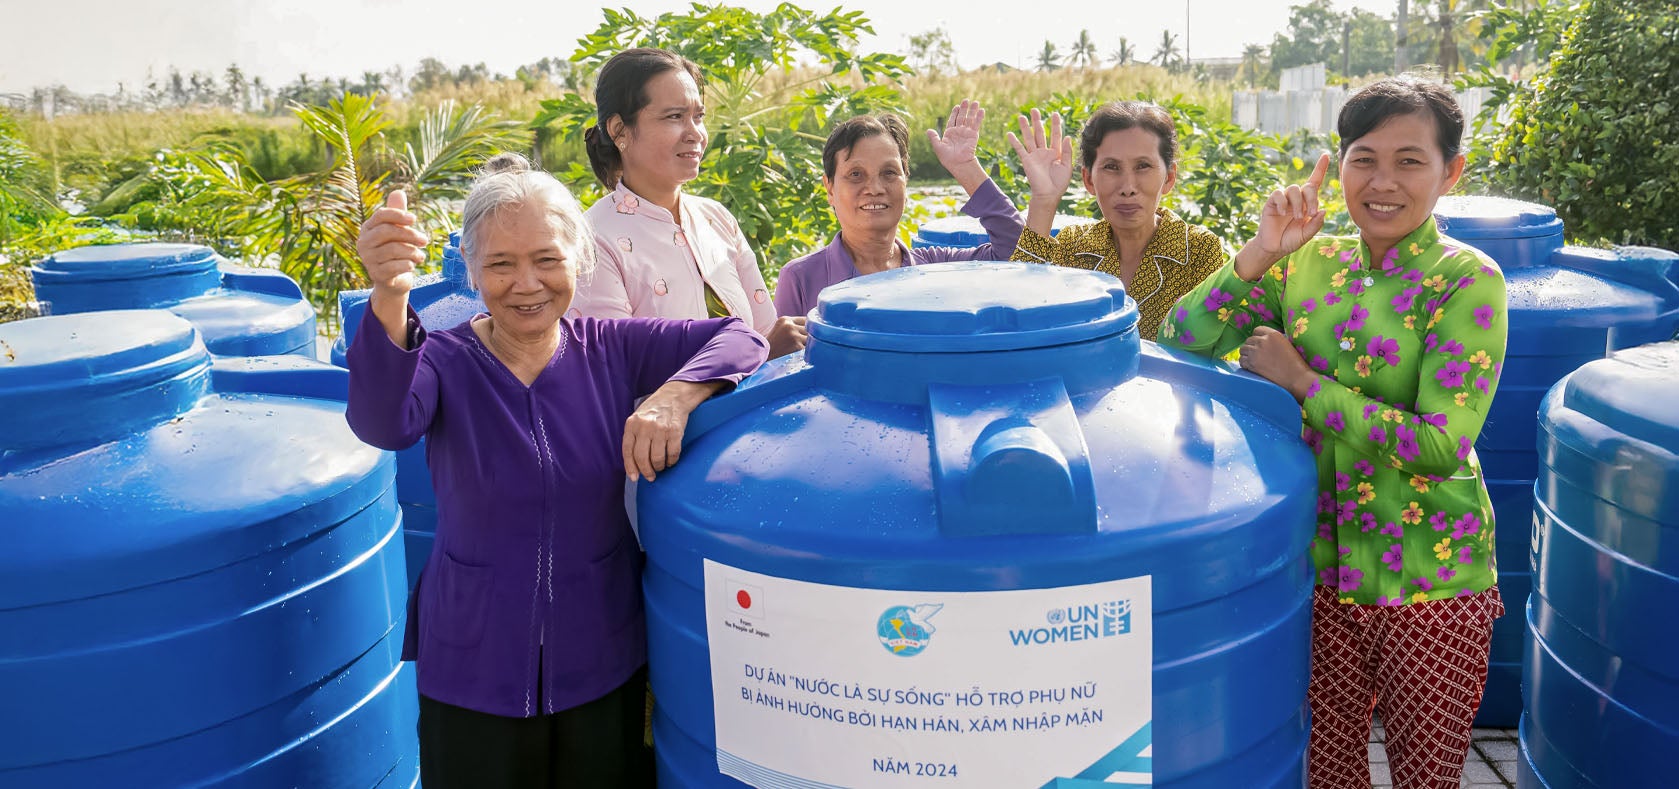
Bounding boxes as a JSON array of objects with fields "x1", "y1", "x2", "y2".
[
  {"x1": 772, "y1": 100, "x2": 1025, "y2": 318},
  {"x1": 346, "y1": 153, "x2": 766, "y2": 787}
]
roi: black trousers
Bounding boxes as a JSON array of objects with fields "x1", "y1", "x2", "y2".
[{"x1": 418, "y1": 666, "x2": 655, "y2": 788}]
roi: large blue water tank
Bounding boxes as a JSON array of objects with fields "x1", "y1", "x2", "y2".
[
  {"x1": 1432, "y1": 196, "x2": 1679, "y2": 727},
  {"x1": 912, "y1": 212, "x2": 1093, "y2": 251},
  {"x1": 642, "y1": 262, "x2": 1318, "y2": 788},
  {"x1": 0, "y1": 310, "x2": 417, "y2": 788},
  {"x1": 29, "y1": 242, "x2": 316, "y2": 357},
  {"x1": 331, "y1": 230, "x2": 483, "y2": 585},
  {"x1": 1518, "y1": 341, "x2": 1679, "y2": 788}
]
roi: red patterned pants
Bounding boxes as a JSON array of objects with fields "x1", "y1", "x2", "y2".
[{"x1": 1306, "y1": 584, "x2": 1504, "y2": 789}]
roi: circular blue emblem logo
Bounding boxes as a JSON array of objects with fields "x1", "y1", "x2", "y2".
[{"x1": 877, "y1": 604, "x2": 939, "y2": 657}]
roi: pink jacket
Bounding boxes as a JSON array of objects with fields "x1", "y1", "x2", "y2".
[{"x1": 575, "y1": 182, "x2": 777, "y2": 336}]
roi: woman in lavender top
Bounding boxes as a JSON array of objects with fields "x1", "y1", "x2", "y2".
[
  {"x1": 347, "y1": 153, "x2": 766, "y2": 787},
  {"x1": 772, "y1": 100, "x2": 1025, "y2": 318}
]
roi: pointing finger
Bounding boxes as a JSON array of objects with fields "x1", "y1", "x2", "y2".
[{"x1": 1304, "y1": 153, "x2": 1330, "y2": 191}]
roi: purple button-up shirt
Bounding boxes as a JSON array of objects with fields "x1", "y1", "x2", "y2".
[
  {"x1": 346, "y1": 307, "x2": 766, "y2": 717},
  {"x1": 772, "y1": 177, "x2": 1024, "y2": 318}
]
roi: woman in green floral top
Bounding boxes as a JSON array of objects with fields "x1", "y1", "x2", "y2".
[{"x1": 1159, "y1": 77, "x2": 1507, "y2": 789}]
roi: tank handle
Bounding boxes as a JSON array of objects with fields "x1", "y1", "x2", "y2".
[
  {"x1": 210, "y1": 356, "x2": 350, "y2": 402},
  {"x1": 928, "y1": 377, "x2": 1097, "y2": 537},
  {"x1": 221, "y1": 264, "x2": 305, "y2": 300}
]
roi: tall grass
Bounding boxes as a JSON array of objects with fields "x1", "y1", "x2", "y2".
[{"x1": 13, "y1": 64, "x2": 1242, "y2": 216}]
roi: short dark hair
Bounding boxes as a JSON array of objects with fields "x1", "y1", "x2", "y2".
[
  {"x1": 1337, "y1": 75, "x2": 1464, "y2": 161},
  {"x1": 822, "y1": 114, "x2": 911, "y2": 179},
  {"x1": 584, "y1": 48, "x2": 706, "y2": 189},
  {"x1": 1080, "y1": 101, "x2": 1178, "y2": 171}
]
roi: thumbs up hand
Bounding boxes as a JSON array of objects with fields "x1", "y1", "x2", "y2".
[{"x1": 357, "y1": 190, "x2": 427, "y2": 296}]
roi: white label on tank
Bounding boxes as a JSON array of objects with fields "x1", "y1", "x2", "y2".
[{"x1": 704, "y1": 559, "x2": 1153, "y2": 787}]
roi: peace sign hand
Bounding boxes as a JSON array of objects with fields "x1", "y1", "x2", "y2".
[{"x1": 1006, "y1": 109, "x2": 1074, "y2": 202}]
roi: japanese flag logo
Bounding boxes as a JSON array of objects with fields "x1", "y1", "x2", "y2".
[{"x1": 727, "y1": 580, "x2": 764, "y2": 619}]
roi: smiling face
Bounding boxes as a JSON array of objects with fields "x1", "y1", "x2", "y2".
[
  {"x1": 1340, "y1": 110, "x2": 1465, "y2": 255},
  {"x1": 1081, "y1": 126, "x2": 1176, "y2": 235},
  {"x1": 613, "y1": 69, "x2": 707, "y2": 194},
  {"x1": 824, "y1": 132, "x2": 908, "y2": 238},
  {"x1": 475, "y1": 200, "x2": 578, "y2": 340}
]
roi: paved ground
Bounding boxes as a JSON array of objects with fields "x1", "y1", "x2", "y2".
[{"x1": 1368, "y1": 715, "x2": 1521, "y2": 788}]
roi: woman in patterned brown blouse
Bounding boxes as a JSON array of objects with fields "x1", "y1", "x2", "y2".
[{"x1": 1007, "y1": 101, "x2": 1226, "y2": 340}]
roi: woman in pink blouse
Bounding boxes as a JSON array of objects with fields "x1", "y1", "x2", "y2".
[{"x1": 574, "y1": 47, "x2": 807, "y2": 358}]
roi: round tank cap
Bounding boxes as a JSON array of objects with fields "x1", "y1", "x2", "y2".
[
  {"x1": 1434, "y1": 196, "x2": 1563, "y2": 240},
  {"x1": 0, "y1": 310, "x2": 205, "y2": 390},
  {"x1": 811, "y1": 262, "x2": 1137, "y2": 352},
  {"x1": 34, "y1": 242, "x2": 220, "y2": 282}
]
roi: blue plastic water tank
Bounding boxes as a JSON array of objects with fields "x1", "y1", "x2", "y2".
[
  {"x1": 1432, "y1": 196, "x2": 1679, "y2": 727},
  {"x1": 642, "y1": 262, "x2": 1318, "y2": 788},
  {"x1": 331, "y1": 230, "x2": 483, "y2": 585},
  {"x1": 0, "y1": 310, "x2": 418, "y2": 788},
  {"x1": 1517, "y1": 341, "x2": 1679, "y2": 788},
  {"x1": 29, "y1": 242, "x2": 316, "y2": 357},
  {"x1": 912, "y1": 212, "x2": 1094, "y2": 252}
]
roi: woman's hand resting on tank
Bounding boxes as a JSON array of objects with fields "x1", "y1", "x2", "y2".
[
  {"x1": 1238, "y1": 326, "x2": 1318, "y2": 402},
  {"x1": 765, "y1": 315, "x2": 808, "y2": 359},
  {"x1": 623, "y1": 380, "x2": 728, "y2": 481}
]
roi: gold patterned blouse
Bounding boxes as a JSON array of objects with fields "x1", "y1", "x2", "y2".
[{"x1": 1010, "y1": 207, "x2": 1227, "y2": 340}]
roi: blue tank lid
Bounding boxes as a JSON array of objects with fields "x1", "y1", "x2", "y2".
[
  {"x1": 0, "y1": 310, "x2": 210, "y2": 451},
  {"x1": 1433, "y1": 196, "x2": 1564, "y2": 240},
  {"x1": 1557, "y1": 342, "x2": 1679, "y2": 453},
  {"x1": 34, "y1": 242, "x2": 220, "y2": 282},
  {"x1": 811, "y1": 261, "x2": 1136, "y2": 352}
]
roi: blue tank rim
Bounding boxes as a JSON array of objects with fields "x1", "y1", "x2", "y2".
[
  {"x1": 32, "y1": 242, "x2": 221, "y2": 283},
  {"x1": 0, "y1": 309, "x2": 206, "y2": 392}
]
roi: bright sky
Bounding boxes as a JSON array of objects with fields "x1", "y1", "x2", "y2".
[{"x1": 0, "y1": 0, "x2": 1400, "y2": 95}]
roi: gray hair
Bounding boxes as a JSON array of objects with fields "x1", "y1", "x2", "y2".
[{"x1": 459, "y1": 152, "x2": 597, "y2": 290}]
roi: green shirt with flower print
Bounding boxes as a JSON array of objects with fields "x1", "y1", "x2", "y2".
[{"x1": 1158, "y1": 217, "x2": 1507, "y2": 606}]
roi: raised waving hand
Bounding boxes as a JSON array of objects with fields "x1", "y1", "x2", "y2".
[
  {"x1": 926, "y1": 99, "x2": 988, "y2": 194},
  {"x1": 1007, "y1": 109, "x2": 1074, "y2": 237}
]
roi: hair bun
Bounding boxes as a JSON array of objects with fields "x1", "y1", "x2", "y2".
[{"x1": 481, "y1": 152, "x2": 533, "y2": 176}]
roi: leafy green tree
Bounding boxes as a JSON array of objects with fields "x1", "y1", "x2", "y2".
[
  {"x1": 1345, "y1": 9, "x2": 1397, "y2": 76},
  {"x1": 907, "y1": 26, "x2": 959, "y2": 75},
  {"x1": 1152, "y1": 30, "x2": 1180, "y2": 69},
  {"x1": 533, "y1": 3, "x2": 911, "y2": 280},
  {"x1": 224, "y1": 65, "x2": 248, "y2": 110},
  {"x1": 1110, "y1": 38, "x2": 1135, "y2": 66},
  {"x1": 113, "y1": 95, "x2": 527, "y2": 321},
  {"x1": 1240, "y1": 44, "x2": 1269, "y2": 86},
  {"x1": 1270, "y1": 0, "x2": 1344, "y2": 71},
  {"x1": 1479, "y1": 0, "x2": 1679, "y2": 246},
  {"x1": 1456, "y1": 0, "x2": 1582, "y2": 147},
  {"x1": 1037, "y1": 41, "x2": 1063, "y2": 71},
  {"x1": 1069, "y1": 30, "x2": 1098, "y2": 68}
]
